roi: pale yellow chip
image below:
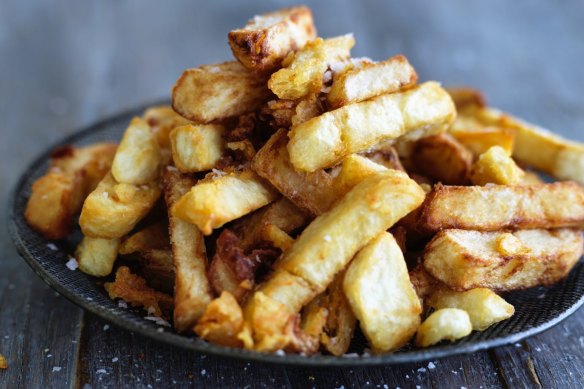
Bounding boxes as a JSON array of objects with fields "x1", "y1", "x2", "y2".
[
  {"x1": 470, "y1": 145, "x2": 525, "y2": 185},
  {"x1": 112, "y1": 117, "x2": 161, "y2": 185},
  {"x1": 170, "y1": 123, "x2": 225, "y2": 173},
  {"x1": 287, "y1": 81, "x2": 456, "y2": 172},
  {"x1": 76, "y1": 236, "x2": 120, "y2": 277},
  {"x1": 172, "y1": 168, "x2": 278, "y2": 235},
  {"x1": 268, "y1": 34, "x2": 355, "y2": 100},
  {"x1": 416, "y1": 308, "x2": 472, "y2": 347},
  {"x1": 343, "y1": 232, "x2": 421, "y2": 351},
  {"x1": 427, "y1": 287, "x2": 514, "y2": 331}
]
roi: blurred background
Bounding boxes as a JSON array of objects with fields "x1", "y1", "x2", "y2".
[{"x1": 2, "y1": 0, "x2": 583, "y2": 276}]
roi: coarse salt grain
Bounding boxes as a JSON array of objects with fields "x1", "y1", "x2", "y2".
[
  {"x1": 112, "y1": 357, "x2": 118, "y2": 363},
  {"x1": 428, "y1": 361, "x2": 436, "y2": 369},
  {"x1": 96, "y1": 368, "x2": 107, "y2": 374},
  {"x1": 118, "y1": 300, "x2": 128, "y2": 308},
  {"x1": 103, "y1": 325, "x2": 109, "y2": 331},
  {"x1": 144, "y1": 316, "x2": 171, "y2": 327},
  {"x1": 323, "y1": 235, "x2": 331, "y2": 242},
  {"x1": 52, "y1": 366, "x2": 62, "y2": 372},
  {"x1": 201, "y1": 369, "x2": 206, "y2": 376},
  {"x1": 46, "y1": 243, "x2": 58, "y2": 251},
  {"x1": 65, "y1": 257, "x2": 78, "y2": 271}
]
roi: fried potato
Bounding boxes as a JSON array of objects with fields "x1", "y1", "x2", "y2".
[
  {"x1": 449, "y1": 115, "x2": 515, "y2": 157},
  {"x1": 287, "y1": 81, "x2": 456, "y2": 172},
  {"x1": 25, "y1": 143, "x2": 117, "y2": 240},
  {"x1": 142, "y1": 105, "x2": 191, "y2": 149},
  {"x1": 446, "y1": 87, "x2": 486, "y2": 111},
  {"x1": 268, "y1": 34, "x2": 355, "y2": 99},
  {"x1": 111, "y1": 117, "x2": 162, "y2": 185},
  {"x1": 195, "y1": 291, "x2": 244, "y2": 347},
  {"x1": 361, "y1": 142, "x2": 405, "y2": 172},
  {"x1": 172, "y1": 167, "x2": 278, "y2": 235},
  {"x1": 232, "y1": 196, "x2": 311, "y2": 251},
  {"x1": 252, "y1": 129, "x2": 337, "y2": 215},
  {"x1": 0, "y1": 354, "x2": 6, "y2": 369},
  {"x1": 75, "y1": 236, "x2": 120, "y2": 277},
  {"x1": 411, "y1": 133, "x2": 473, "y2": 185},
  {"x1": 126, "y1": 249, "x2": 175, "y2": 294},
  {"x1": 25, "y1": 172, "x2": 85, "y2": 240},
  {"x1": 169, "y1": 123, "x2": 225, "y2": 173},
  {"x1": 418, "y1": 182, "x2": 584, "y2": 233},
  {"x1": 119, "y1": 221, "x2": 170, "y2": 255},
  {"x1": 333, "y1": 154, "x2": 387, "y2": 195},
  {"x1": 172, "y1": 61, "x2": 271, "y2": 123},
  {"x1": 427, "y1": 287, "x2": 514, "y2": 331},
  {"x1": 423, "y1": 229, "x2": 583, "y2": 291},
  {"x1": 228, "y1": 6, "x2": 317, "y2": 72},
  {"x1": 104, "y1": 266, "x2": 173, "y2": 318},
  {"x1": 79, "y1": 172, "x2": 161, "y2": 239},
  {"x1": 409, "y1": 264, "x2": 440, "y2": 307},
  {"x1": 263, "y1": 224, "x2": 295, "y2": 251},
  {"x1": 415, "y1": 308, "x2": 472, "y2": 347},
  {"x1": 244, "y1": 171, "x2": 425, "y2": 350},
  {"x1": 469, "y1": 146, "x2": 525, "y2": 185},
  {"x1": 327, "y1": 54, "x2": 418, "y2": 109},
  {"x1": 343, "y1": 232, "x2": 421, "y2": 352},
  {"x1": 162, "y1": 168, "x2": 213, "y2": 331},
  {"x1": 460, "y1": 106, "x2": 584, "y2": 183},
  {"x1": 208, "y1": 229, "x2": 280, "y2": 303},
  {"x1": 291, "y1": 93, "x2": 323, "y2": 126},
  {"x1": 317, "y1": 272, "x2": 356, "y2": 356}
]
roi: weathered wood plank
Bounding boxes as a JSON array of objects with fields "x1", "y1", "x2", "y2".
[
  {"x1": 76, "y1": 313, "x2": 505, "y2": 389},
  {"x1": 0, "y1": 258, "x2": 83, "y2": 389},
  {"x1": 491, "y1": 307, "x2": 584, "y2": 389}
]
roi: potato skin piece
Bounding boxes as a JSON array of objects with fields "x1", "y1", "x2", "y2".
[
  {"x1": 418, "y1": 182, "x2": 584, "y2": 233},
  {"x1": 228, "y1": 6, "x2": 317, "y2": 72},
  {"x1": 343, "y1": 232, "x2": 421, "y2": 352},
  {"x1": 423, "y1": 229, "x2": 583, "y2": 291},
  {"x1": 171, "y1": 61, "x2": 271, "y2": 123}
]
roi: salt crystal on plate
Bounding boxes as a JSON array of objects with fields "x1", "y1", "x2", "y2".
[
  {"x1": 46, "y1": 243, "x2": 58, "y2": 251},
  {"x1": 428, "y1": 361, "x2": 436, "y2": 369},
  {"x1": 65, "y1": 257, "x2": 78, "y2": 271}
]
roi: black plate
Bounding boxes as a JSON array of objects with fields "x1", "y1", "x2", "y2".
[{"x1": 9, "y1": 103, "x2": 584, "y2": 366}]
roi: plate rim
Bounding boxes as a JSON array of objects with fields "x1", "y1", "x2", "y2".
[{"x1": 8, "y1": 103, "x2": 584, "y2": 367}]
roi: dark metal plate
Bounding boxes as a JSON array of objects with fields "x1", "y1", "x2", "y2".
[{"x1": 9, "y1": 104, "x2": 584, "y2": 366}]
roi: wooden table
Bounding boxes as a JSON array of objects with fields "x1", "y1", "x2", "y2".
[{"x1": 1, "y1": 1, "x2": 583, "y2": 387}]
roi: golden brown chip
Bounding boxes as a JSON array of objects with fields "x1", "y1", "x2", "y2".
[
  {"x1": 194, "y1": 291, "x2": 244, "y2": 347},
  {"x1": 418, "y1": 182, "x2": 584, "y2": 233},
  {"x1": 228, "y1": 6, "x2": 317, "y2": 72}
]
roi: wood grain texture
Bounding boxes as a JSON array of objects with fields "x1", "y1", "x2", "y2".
[{"x1": 1, "y1": 0, "x2": 584, "y2": 388}]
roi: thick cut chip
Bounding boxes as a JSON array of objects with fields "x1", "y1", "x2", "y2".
[
  {"x1": 427, "y1": 287, "x2": 514, "y2": 331},
  {"x1": 119, "y1": 221, "x2": 170, "y2": 255},
  {"x1": 105, "y1": 266, "x2": 173, "y2": 318},
  {"x1": 243, "y1": 171, "x2": 425, "y2": 350},
  {"x1": 418, "y1": 182, "x2": 584, "y2": 233},
  {"x1": 268, "y1": 34, "x2": 355, "y2": 100},
  {"x1": 232, "y1": 196, "x2": 311, "y2": 251},
  {"x1": 470, "y1": 146, "x2": 525, "y2": 185},
  {"x1": 252, "y1": 129, "x2": 337, "y2": 215},
  {"x1": 194, "y1": 291, "x2": 244, "y2": 347},
  {"x1": 25, "y1": 143, "x2": 116, "y2": 240},
  {"x1": 172, "y1": 61, "x2": 271, "y2": 123},
  {"x1": 343, "y1": 232, "x2": 421, "y2": 352},
  {"x1": 333, "y1": 154, "x2": 388, "y2": 196},
  {"x1": 112, "y1": 117, "x2": 162, "y2": 185},
  {"x1": 172, "y1": 167, "x2": 278, "y2": 235},
  {"x1": 142, "y1": 105, "x2": 191, "y2": 149},
  {"x1": 423, "y1": 229, "x2": 583, "y2": 291},
  {"x1": 162, "y1": 168, "x2": 213, "y2": 331},
  {"x1": 415, "y1": 308, "x2": 472, "y2": 347},
  {"x1": 461, "y1": 106, "x2": 584, "y2": 183},
  {"x1": 25, "y1": 172, "x2": 84, "y2": 240},
  {"x1": 169, "y1": 124, "x2": 225, "y2": 173},
  {"x1": 327, "y1": 54, "x2": 418, "y2": 109},
  {"x1": 287, "y1": 81, "x2": 456, "y2": 172},
  {"x1": 449, "y1": 115, "x2": 515, "y2": 157},
  {"x1": 79, "y1": 172, "x2": 161, "y2": 239},
  {"x1": 75, "y1": 236, "x2": 120, "y2": 277},
  {"x1": 411, "y1": 133, "x2": 473, "y2": 185},
  {"x1": 446, "y1": 87, "x2": 486, "y2": 111},
  {"x1": 228, "y1": 6, "x2": 317, "y2": 72}
]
